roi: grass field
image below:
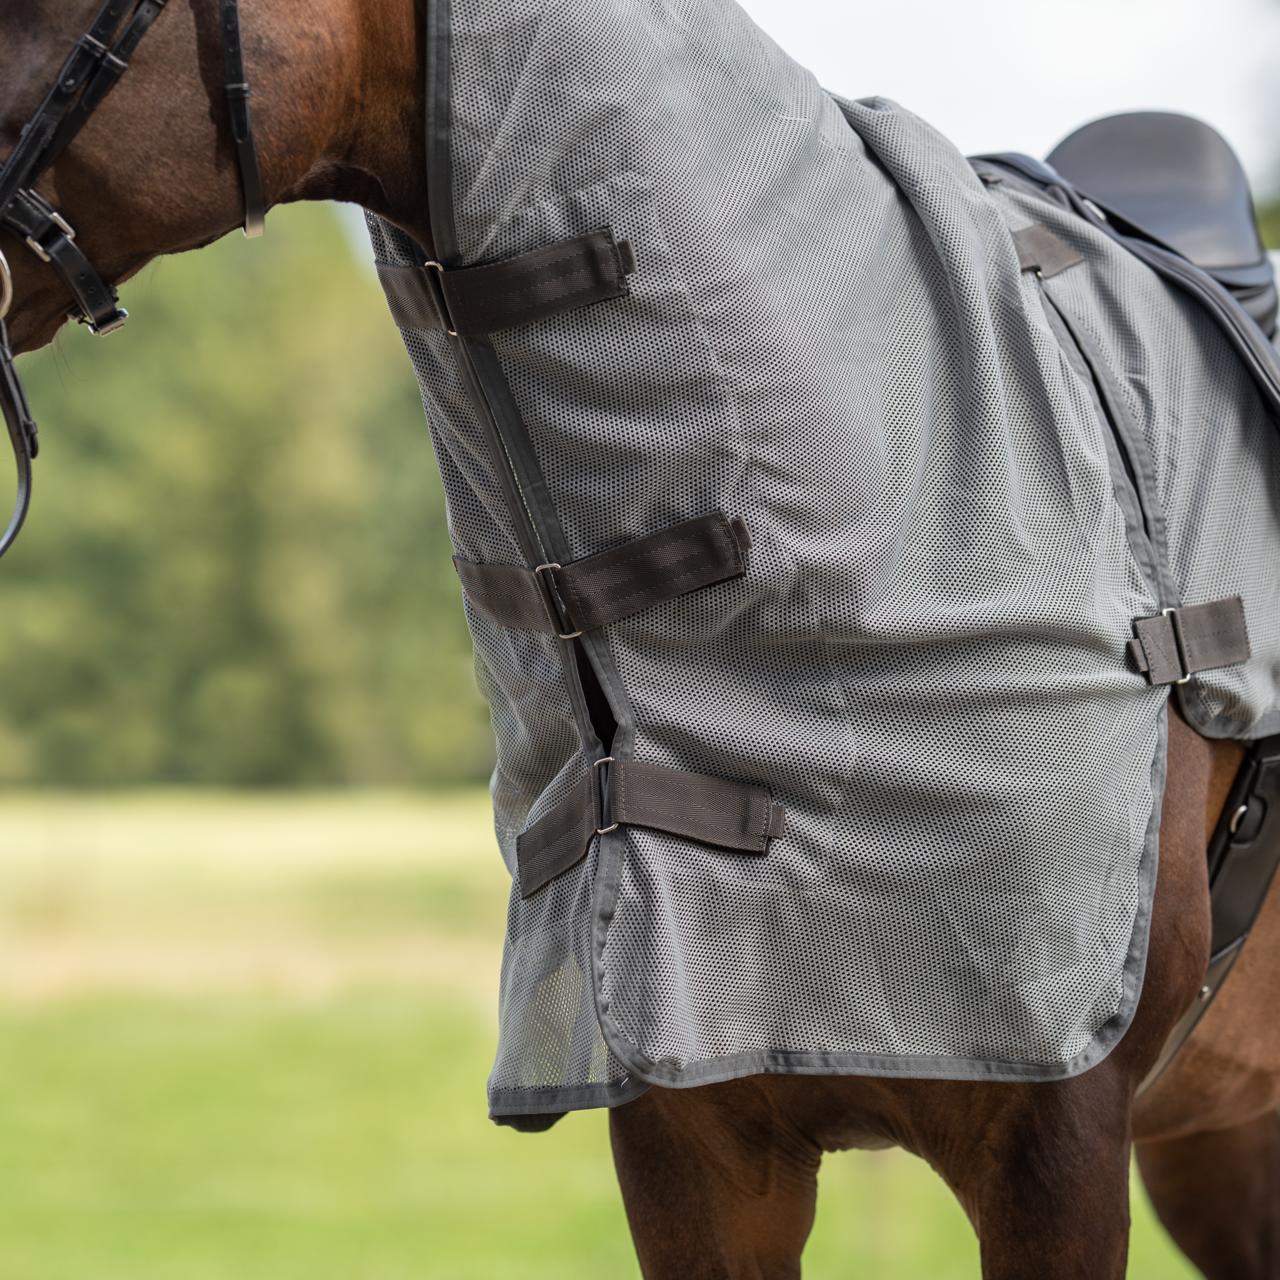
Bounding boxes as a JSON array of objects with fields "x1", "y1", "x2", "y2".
[{"x1": 0, "y1": 793, "x2": 1197, "y2": 1278}]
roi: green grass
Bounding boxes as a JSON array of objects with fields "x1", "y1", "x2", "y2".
[{"x1": 0, "y1": 793, "x2": 1196, "y2": 1278}]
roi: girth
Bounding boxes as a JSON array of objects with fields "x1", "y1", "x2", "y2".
[{"x1": 0, "y1": 0, "x2": 266, "y2": 560}]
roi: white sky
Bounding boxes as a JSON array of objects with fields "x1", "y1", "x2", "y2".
[{"x1": 740, "y1": 0, "x2": 1280, "y2": 197}]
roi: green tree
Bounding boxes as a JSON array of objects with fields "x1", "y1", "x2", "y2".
[{"x1": 0, "y1": 206, "x2": 492, "y2": 787}]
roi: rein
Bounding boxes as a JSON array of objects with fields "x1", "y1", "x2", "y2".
[{"x1": 0, "y1": 0, "x2": 266, "y2": 560}]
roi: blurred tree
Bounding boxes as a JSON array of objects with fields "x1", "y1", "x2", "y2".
[
  {"x1": 0, "y1": 206, "x2": 492, "y2": 787},
  {"x1": 1261, "y1": 202, "x2": 1278, "y2": 248}
]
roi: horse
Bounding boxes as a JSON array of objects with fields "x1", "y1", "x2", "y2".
[{"x1": 2, "y1": 3, "x2": 1277, "y2": 1276}]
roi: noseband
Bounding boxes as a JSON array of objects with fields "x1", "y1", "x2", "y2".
[{"x1": 0, "y1": 0, "x2": 265, "y2": 559}]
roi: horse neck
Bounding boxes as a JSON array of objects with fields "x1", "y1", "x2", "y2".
[{"x1": 282, "y1": 0, "x2": 431, "y2": 248}]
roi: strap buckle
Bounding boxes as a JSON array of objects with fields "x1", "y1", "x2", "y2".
[
  {"x1": 87, "y1": 306, "x2": 129, "y2": 336},
  {"x1": 422, "y1": 261, "x2": 459, "y2": 338},
  {"x1": 1162, "y1": 607, "x2": 1193, "y2": 686},
  {"x1": 534, "y1": 562, "x2": 583, "y2": 640},
  {"x1": 24, "y1": 206, "x2": 76, "y2": 264},
  {"x1": 593, "y1": 756, "x2": 618, "y2": 835}
]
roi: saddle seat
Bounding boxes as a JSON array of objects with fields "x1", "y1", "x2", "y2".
[{"x1": 1048, "y1": 111, "x2": 1277, "y2": 338}]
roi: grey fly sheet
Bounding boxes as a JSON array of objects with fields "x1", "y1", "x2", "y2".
[{"x1": 366, "y1": 0, "x2": 1280, "y2": 1121}]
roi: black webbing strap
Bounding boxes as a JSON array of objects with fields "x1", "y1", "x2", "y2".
[
  {"x1": 1011, "y1": 225, "x2": 1085, "y2": 279},
  {"x1": 376, "y1": 230, "x2": 635, "y2": 337},
  {"x1": 1128, "y1": 597, "x2": 1251, "y2": 686},
  {"x1": 454, "y1": 512, "x2": 751, "y2": 638},
  {"x1": 517, "y1": 758, "x2": 786, "y2": 897},
  {"x1": 222, "y1": 0, "x2": 267, "y2": 237}
]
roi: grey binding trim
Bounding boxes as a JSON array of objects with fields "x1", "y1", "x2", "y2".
[
  {"x1": 1012, "y1": 224, "x2": 1085, "y2": 279},
  {"x1": 1128, "y1": 597, "x2": 1251, "y2": 686},
  {"x1": 453, "y1": 511, "x2": 752, "y2": 637},
  {"x1": 376, "y1": 230, "x2": 635, "y2": 336},
  {"x1": 517, "y1": 760, "x2": 785, "y2": 897}
]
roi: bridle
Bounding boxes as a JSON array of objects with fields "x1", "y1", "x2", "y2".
[{"x1": 0, "y1": 0, "x2": 266, "y2": 560}]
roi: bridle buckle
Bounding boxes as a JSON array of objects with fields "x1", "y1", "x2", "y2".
[
  {"x1": 87, "y1": 307, "x2": 129, "y2": 337},
  {"x1": 23, "y1": 208, "x2": 76, "y2": 265}
]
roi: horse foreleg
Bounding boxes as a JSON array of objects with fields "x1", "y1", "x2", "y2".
[
  {"x1": 609, "y1": 1080, "x2": 820, "y2": 1280},
  {"x1": 1136, "y1": 1111, "x2": 1280, "y2": 1279},
  {"x1": 921, "y1": 1069, "x2": 1135, "y2": 1280}
]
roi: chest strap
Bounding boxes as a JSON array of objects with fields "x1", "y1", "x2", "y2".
[
  {"x1": 518, "y1": 757, "x2": 786, "y2": 897},
  {"x1": 455, "y1": 512, "x2": 751, "y2": 638},
  {"x1": 1128, "y1": 597, "x2": 1251, "y2": 686},
  {"x1": 377, "y1": 230, "x2": 635, "y2": 337}
]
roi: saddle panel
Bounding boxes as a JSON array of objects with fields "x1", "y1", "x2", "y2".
[{"x1": 1047, "y1": 112, "x2": 1277, "y2": 337}]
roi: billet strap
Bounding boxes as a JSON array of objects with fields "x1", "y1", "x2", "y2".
[
  {"x1": 1011, "y1": 225, "x2": 1085, "y2": 279},
  {"x1": 1128, "y1": 597, "x2": 1251, "y2": 686},
  {"x1": 222, "y1": 0, "x2": 267, "y2": 238},
  {"x1": 376, "y1": 230, "x2": 635, "y2": 337},
  {"x1": 517, "y1": 757, "x2": 786, "y2": 898},
  {"x1": 454, "y1": 512, "x2": 751, "y2": 638}
]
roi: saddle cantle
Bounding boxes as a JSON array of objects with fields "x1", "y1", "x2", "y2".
[{"x1": 1047, "y1": 111, "x2": 1277, "y2": 338}]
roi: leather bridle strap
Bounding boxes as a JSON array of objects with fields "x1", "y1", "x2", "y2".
[
  {"x1": 0, "y1": 317, "x2": 37, "y2": 557},
  {"x1": 0, "y1": 0, "x2": 267, "y2": 560},
  {"x1": 223, "y1": 0, "x2": 267, "y2": 238},
  {"x1": 0, "y1": 0, "x2": 168, "y2": 336}
]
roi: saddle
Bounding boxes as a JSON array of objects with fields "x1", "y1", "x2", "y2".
[{"x1": 1047, "y1": 111, "x2": 1277, "y2": 338}]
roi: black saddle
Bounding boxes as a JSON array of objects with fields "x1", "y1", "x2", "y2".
[{"x1": 1048, "y1": 111, "x2": 1277, "y2": 338}]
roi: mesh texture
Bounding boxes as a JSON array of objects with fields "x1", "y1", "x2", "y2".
[{"x1": 367, "y1": 0, "x2": 1277, "y2": 1115}]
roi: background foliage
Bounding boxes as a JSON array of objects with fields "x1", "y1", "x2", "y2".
[{"x1": 0, "y1": 207, "x2": 490, "y2": 788}]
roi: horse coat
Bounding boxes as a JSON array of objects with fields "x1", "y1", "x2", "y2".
[{"x1": 365, "y1": 0, "x2": 1280, "y2": 1121}]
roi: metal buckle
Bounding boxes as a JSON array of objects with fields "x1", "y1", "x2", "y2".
[
  {"x1": 534, "y1": 562, "x2": 583, "y2": 640},
  {"x1": 423, "y1": 261, "x2": 458, "y2": 338},
  {"x1": 24, "y1": 208, "x2": 76, "y2": 264},
  {"x1": 0, "y1": 248, "x2": 12, "y2": 321},
  {"x1": 593, "y1": 756, "x2": 618, "y2": 835},
  {"x1": 87, "y1": 307, "x2": 129, "y2": 337},
  {"x1": 1162, "y1": 607, "x2": 1193, "y2": 685}
]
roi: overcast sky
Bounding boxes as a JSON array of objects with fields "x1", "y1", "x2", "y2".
[{"x1": 740, "y1": 0, "x2": 1280, "y2": 196}]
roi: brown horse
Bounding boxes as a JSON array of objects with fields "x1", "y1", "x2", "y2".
[{"x1": 3, "y1": 3, "x2": 1277, "y2": 1275}]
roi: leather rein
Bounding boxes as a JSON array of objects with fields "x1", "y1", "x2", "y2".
[{"x1": 0, "y1": 0, "x2": 265, "y2": 560}]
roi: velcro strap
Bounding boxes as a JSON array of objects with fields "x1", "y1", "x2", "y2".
[
  {"x1": 1128, "y1": 597, "x2": 1251, "y2": 685},
  {"x1": 1012, "y1": 224, "x2": 1085, "y2": 279},
  {"x1": 454, "y1": 512, "x2": 751, "y2": 637},
  {"x1": 516, "y1": 760, "x2": 785, "y2": 897},
  {"x1": 376, "y1": 230, "x2": 635, "y2": 337}
]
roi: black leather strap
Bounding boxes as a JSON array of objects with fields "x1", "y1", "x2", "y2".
[
  {"x1": 1139, "y1": 736, "x2": 1280, "y2": 1094},
  {"x1": 4, "y1": 189, "x2": 127, "y2": 334},
  {"x1": 222, "y1": 0, "x2": 267, "y2": 237},
  {"x1": 517, "y1": 758, "x2": 785, "y2": 897},
  {"x1": 0, "y1": 320, "x2": 38, "y2": 559},
  {"x1": 0, "y1": 0, "x2": 134, "y2": 213},
  {"x1": 376, "y1": 230, "x2": 635, "y2": 337},
  {"x1": 1128, "y1": 597, "x2": 1251, "y2": 686},
  {"x1": 454, "y1": 512, "x2": 751, "y2": 637}
]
